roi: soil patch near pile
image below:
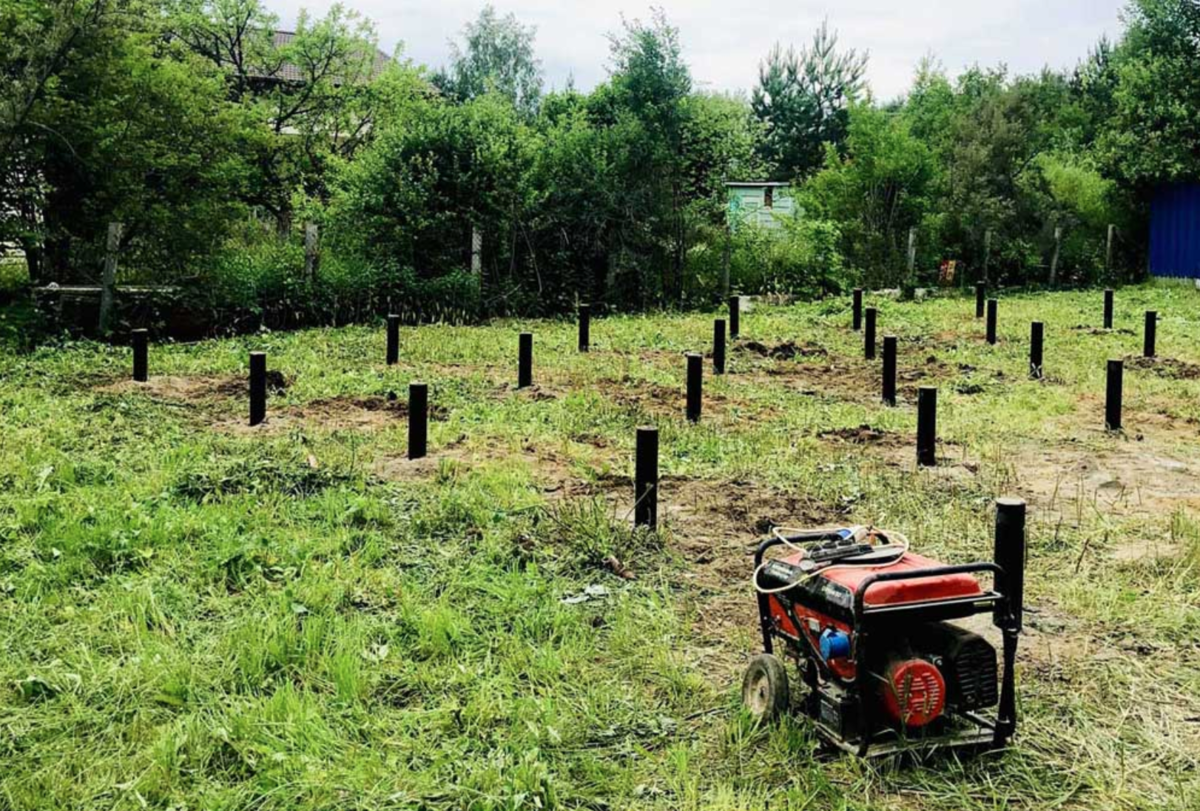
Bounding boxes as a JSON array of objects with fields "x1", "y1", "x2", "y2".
[
  {"x1": 216, "y1": 393, "x2": 448, "y2": 434},
  {"x1": 1005, "y1": 434, "x2": 1200, "y2": 519},
  {"x1": 818, "y1": 424, "x2": 907, "y2": 447},
  {"x1": 1126, "y1": 356, "x2": 1200, "y2": 380},
  {"x1": 97, "y1": 372, "x2": 288, "y2": 401},
  {"x1": 737, "y1": 340, "x2": 828, "y2": 360}
]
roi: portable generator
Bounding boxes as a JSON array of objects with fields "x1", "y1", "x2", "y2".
[{"x1": 743, "y1": 498, "x2": 1026, "y2": 756}]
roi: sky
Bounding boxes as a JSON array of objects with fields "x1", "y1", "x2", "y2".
[{"x1": 270, "y1": 0, "x2": 1129, "y2": 101}]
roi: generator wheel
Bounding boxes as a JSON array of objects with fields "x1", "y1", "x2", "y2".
[{"x1": 742, "y1": 654, "x2": 789, "y2": 723}]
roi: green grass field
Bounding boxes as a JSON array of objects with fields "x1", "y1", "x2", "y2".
[{"x1": 2, "y1": 285, "x2": 1199, "y2": 810}]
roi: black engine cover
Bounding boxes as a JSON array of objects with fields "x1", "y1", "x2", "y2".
[{"x1": 907, "y1": 622, "x2": 998, "y2": 712}]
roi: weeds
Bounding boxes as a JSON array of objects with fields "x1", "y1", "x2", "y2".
[{"x1": 1, "y1": 285, "x2": 1198, "y2": 809}]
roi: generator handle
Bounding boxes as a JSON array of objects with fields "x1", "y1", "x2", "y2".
[
  {"x1": 851, "y1": 562, "x2": 1010, "y2": 626},
  {"x1": 753, "y1": 537, "x2": 785, "y2": 654}
]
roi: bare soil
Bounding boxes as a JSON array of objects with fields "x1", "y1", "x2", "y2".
[
  {"x1": 736, "y1": 340, "x2": 828, "y2": 360},
  {"x1": 216, "y1": 393, "x2": 448, "y2": 435},
  {"x1": 1125, "y1": 355, "x2": 1200, "y2": 380},
  {"x1": 1004, "y1": 435, "x2": 1200, "y2": 520},
  {"x1": 818, "y1": 424, "x2": 907, "y2": 447},
  {"x1": 97, "y1": 372, "x2": 288, "y2": 401}
]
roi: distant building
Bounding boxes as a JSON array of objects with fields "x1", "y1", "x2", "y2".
[
  {"x1": 1150, "y1": 183, "x2": 1200, "y2": 279},
  {"x1": 726, "y1": 182, "x2": 795, "y2": 231}
]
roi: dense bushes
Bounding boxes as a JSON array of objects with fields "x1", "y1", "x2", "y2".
[
  {"x1": 192, "y1": 233, "x2": 482, "y2": 332},
  {"x1": 4, "y1": 1, "x2": 1197, "y2": 338},
  {"x1": 725, "y1": 219, "x2": 844, "y2": 298}
]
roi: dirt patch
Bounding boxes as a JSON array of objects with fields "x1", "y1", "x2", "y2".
[
  {"x1": 818, "y1": 424, "x2": 906, "y2": 446},
  {"x1": 567, "y1": 474, "x2": 838, "y2": 588},
  {"x1": 510, "y1": 383, "x2": 560, "y2": 401},
  {"x1": 1110, "y1": 537, "x2": 1179, "y2": 562},
  {"x1": 1126, "y1": 356, "x2": 1200, "y2": 380},
  {"x1": 593, "y1": 377, "x2": 740, "y2": 419},
  {"x1": 737, "y1": 340, "x2": 828, "y2": 360},
  {"x1": 216, "y1": 394, "x2": 448, "y2": 434},
  {"x1": 607, "y1": 382, "x2": 684, "y2": 416},
  {"x1": 734, "y1": 353, "x2": 958, "y2": 405},
  {"x1": 1004, "y1": 434, "x2": 1200, "y2": 519},
  {"x1": 1071, "y1": 325, "x2": 1136, "y2": 336},
  {"x1": 744, "y1": 358, "x2": 877, "y2": 400},
  {"x1": 567, "y1": 472, "x2": 843, "y2": 679},
  {"x1": 97, "y1": 372, "x2": 288, "y2": 401}
]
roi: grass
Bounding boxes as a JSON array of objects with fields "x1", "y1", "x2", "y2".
[{"x1": 1, "y1": 283, "x2": 1199, "y2": 810}]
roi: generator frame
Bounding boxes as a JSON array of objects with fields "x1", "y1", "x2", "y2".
[{"x1": 752, "y1": 503, "x2": 1026, "y2": 758}]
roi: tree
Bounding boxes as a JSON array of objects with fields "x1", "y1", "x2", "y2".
[
  {"x1": 1, "y1": 0, "x2": 250, "y2": 286},
  {"x1": 801, "y1": 104, "x2": 937, "y2": 284},
  {"x1": 1100, "y1": 0, "x2": 1200, "y2": 187},
  {"x1": 605, "y1": 9, "x2": 693, "y2": 303},
  {"x1": 433, "y1": 5, "x2": 542, "y2": 118},
  {"x1": 327, "y1": 92, "x2": 533, "y2": 309},
  {"x1": 0, "y1": 0, "x2": 112, "y2": 161},
  {"x1": 173, "y1": 0, "x2": 388, "y2": 232},
  {"x1": 752, "y1": 21, "x2": 867, "y2": 180},
  {"x1": 0, "y1": 0, "x2": 115, "y2": 280}
]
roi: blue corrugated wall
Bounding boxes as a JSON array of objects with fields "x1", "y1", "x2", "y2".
[{"x1": 1150, "y1": 184, "x2": 1200, "y2": 278}]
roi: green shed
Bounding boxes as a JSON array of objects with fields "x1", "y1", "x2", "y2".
[{"x1": 726, "y1": 182, "x2": 795, "y2": 231}]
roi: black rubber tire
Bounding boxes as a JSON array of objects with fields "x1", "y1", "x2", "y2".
[{"x1": 742, "y1": 653, "x2": 790, "y2": 723}]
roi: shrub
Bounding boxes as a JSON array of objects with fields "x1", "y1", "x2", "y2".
[
  {"x1": 187, "y1": 227, "x2": 483, "y2": 334},
  {"x1": 727, "y1": 217, "x2": 847, "y2": 298}
]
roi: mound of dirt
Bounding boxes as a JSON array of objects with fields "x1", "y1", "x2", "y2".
[
  {"x1": 97, "y1": 371, "x2": 289, "y2": 401},
  {"x1": 817, "y1": 424, "x2": 907, "y2": 446},
  {"x1": 738, "y1": 340, "x2": 828, "y2": 360},
  {"x1": 515, "y1": 384, "x2": 558, "y2": 401},
  {"x1": 607, "y1": 382, "x2": 683, "y2": 415},
  {"x1": 214, "y1": 370, "x2": 289, "y2": 397},
  {"x1": 217, "y1": 394, "x2": 448, "y2": 434},
  {"x1": 1072, "y1": 325, "x2": 1136, "y2": 336},
  {"x1": 1126, "y1": 356, "x2": 1200, "y2": 380}
]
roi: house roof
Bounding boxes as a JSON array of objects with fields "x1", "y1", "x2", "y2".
[
  {"x1": 725, "y1": 182, "x2": 791, "y2": 188},
  {"x1": 267, "y1": 30, "x2": 392, "y2": 84}
]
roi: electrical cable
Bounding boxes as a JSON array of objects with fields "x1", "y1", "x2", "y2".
[{"x1": 752, "y1": 524, "x2": 910, "y2": 595}]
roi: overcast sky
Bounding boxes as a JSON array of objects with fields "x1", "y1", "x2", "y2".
[{"x1": 271, "y1": 0, "x2": 1129, "y2": 101}]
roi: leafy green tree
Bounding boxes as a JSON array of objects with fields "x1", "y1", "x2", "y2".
[
  {"x1": 173, "y1": 0, "x2": 388, "y2": 231},
  {"x1": 1, "y1": 0, "x2": 250, "y2": 285},
  {"x1": 327, "y1": 92, "x2": 533, "y2": 308},
  {"x1": 801, "y1": 104, "x2": 937, "y2": 284},
  {"x1": 524, "y1": 91, "x2": 619, "y2": 305},
  {"x1": 433, "y1": 4, "x2": 543, "y2": 118},
  {"x1": 752, "y1": 21, "x2": 867, "y2": 180},
  {"x1": 1101, "y1": 0, "x2": 1200, "y2": 186},
  {"x1": 901, "y1": 58, "x2": 957, "y2": 160},
  {"x1": 0, "y1": 0, "x2": 115, "y2": 280},
  {"x1": 681, "y1": 92, "x2": 767, "y2": 220},
  {"x1": 605, "y1": 9, "x2": 693, "y2": 303},
  {"x1": 0, "y1": 0, "x2": 112, "y2": 160}
]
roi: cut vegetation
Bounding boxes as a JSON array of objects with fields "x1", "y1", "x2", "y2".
[{"x1": 2, "y1": 286, "x2": 1199, "y2": 809}]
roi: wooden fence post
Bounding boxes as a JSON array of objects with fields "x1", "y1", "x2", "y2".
[
  {"x1": 721, "y1": 223, "x2": 731, "y2": 301},
  {"x1": 982, "y1": 229, "x2": 992, "y2": 284},
  {"x1": 471, "y1": 226, "x2": 483, "y2": 277},
  {"x1": 907, "y1": 227, "x2": 917, "y2": 278},
  {"x1": 1049, "y1": 226, "x2": 1062, "y2": 287},
  {"x1": 1105, "y1": 224, "x2": 1115, "y2": 276},
  {"x1": 98, "y1": 222, "x2": 123, "y2": 334},
  {"x1": 304, "y1": 223, "x2": 319, "y2": 282}
]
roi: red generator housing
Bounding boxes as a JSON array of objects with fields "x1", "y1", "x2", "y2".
[{"x1": 745, "y1": 509, "x2": 1025, "y2": 756}]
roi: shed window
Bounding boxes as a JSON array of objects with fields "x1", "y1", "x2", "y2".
[{"x1": 764, "y1": 187, "x2": 774, "y2": 209}]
